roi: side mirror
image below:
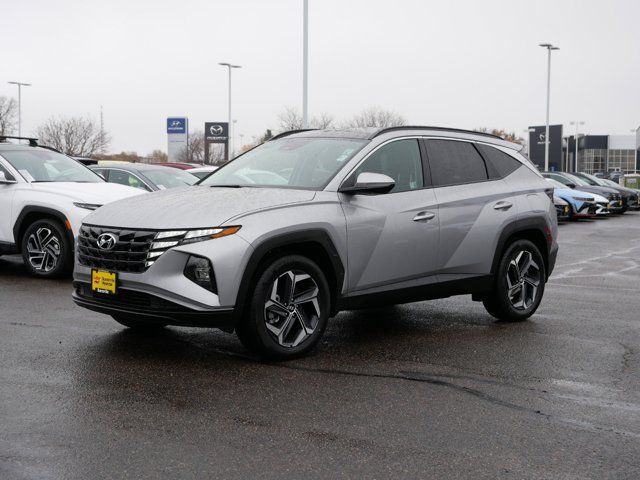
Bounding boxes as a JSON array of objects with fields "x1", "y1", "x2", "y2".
[
  {"x1": 0, "y1": 171, "x2": 16, "y2": 184},
  {"x1": 339, "y1": 172, "x2": 395, "y2": 194}
]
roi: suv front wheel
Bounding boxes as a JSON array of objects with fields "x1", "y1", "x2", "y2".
[
  {"x1": 237, "y1": 255, "x2": 330, "y2": 360},
  {"x1": 483, "y1": 239, "x2": 546, "y2": 322},
  {"x1": 21, "y1": 219, "x2": 72, "y2": 278}
]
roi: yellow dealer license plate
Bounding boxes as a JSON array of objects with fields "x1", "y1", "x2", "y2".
[{"x1": 91, "y1": 269, "x2": 117, "y2": 295}]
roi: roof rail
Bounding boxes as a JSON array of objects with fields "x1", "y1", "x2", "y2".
[
  {"x1": 369, "y1": 126, "x2": 505, "y2": 141},
  {"x1": 0, "y1": 135, "x2": 39, "y2": 147},
  {"x1": 269, "y1": 129, "x2": 318, "y2": 141}
]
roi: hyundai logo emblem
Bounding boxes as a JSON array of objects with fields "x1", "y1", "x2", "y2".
[
  {"x1": 97, "y1": 233, "x2": 118, "y2": 251},
  {"x1": 210, "y1": 125, "x2": 224, "y2": 135}
]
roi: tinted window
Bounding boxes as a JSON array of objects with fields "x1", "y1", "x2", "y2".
[
  {"x1": 108, "y1": 170, "x2": 149, "y2": 190},
  {"x1": 353, "y1": 139, "x2": 424, "y2": 193},
  {"x1": 426, "y1": 140, "x2": 488, "y2": 186},
  {"x1": 477, "y1": 144, "x2": 522, "y2": 179}
]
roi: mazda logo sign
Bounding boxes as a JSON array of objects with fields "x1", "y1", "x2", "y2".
[
  {"x1": 210, "y1": 125, "x2": 224, "y2": 135},
  {"x1": 97, "y1": 233, "x2": 118, "y2": 251}
]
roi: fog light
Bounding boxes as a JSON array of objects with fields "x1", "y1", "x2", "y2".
[{"x1": 184, "y1": 255, "x2": 217, "y2": 293}]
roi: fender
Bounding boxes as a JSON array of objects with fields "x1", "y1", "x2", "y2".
[
  {"x1": 490, "y1": 215, "x2": 555, "y2": 279},
  {"x1": 233, "y1": 229, "x2": 345, "y2": 321},
  {"x1": 13, "y1": 206, "x2": 75, "y2": 250}
]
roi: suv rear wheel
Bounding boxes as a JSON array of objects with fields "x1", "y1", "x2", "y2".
[
  {"x1": 21, "y1": 219, "x2": 72, "y2": 278},
  {"x1": 236, "y1": 255, "x2": 330, "y2": 360},
  {"x1": 483, "y1": 239, "x2": 545, "y2": 322}
]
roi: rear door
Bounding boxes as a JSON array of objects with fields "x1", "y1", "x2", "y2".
[
  {"x1": 340, "y1": 138, "x2": 440, "y2": 292},
  {"x1": 424, "y1": 139, "x2": 519, "y2": 278}
]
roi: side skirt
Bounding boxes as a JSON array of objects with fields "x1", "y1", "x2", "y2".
[{"x1": 338, "y1": 274, "x2": 494, "y2": 310}]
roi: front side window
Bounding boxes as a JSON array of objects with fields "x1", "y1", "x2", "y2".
[
  {"x1": 200, "y1": 137, "x2": 367, "y2": 190},
  {"x1": 108, "y1": 170, "x2": 149, "y2": 190},
  {"x1": 426, "y1": 140, "x2": 488, "y2": 187},
  {"x1": 352, "y1": 139, "x2": 424, "y2": 193},
  {"x1": 0, "y1": 149, "x2": 102, "y2": 183},
  {"x1": 0, "y1": 162, "x2": 15, "y2": 181}
]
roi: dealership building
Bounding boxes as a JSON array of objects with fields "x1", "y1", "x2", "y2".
[{"x1": 528, "y1": 125, "x2": 640, "y2": 174}]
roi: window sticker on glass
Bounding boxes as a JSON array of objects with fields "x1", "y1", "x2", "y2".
[
  {"x1": 19, "y1": 169, "x2": 35, "y2": 182},
  {"x1": 336, "y1": 149, "x2": 355, "y2": 163}
]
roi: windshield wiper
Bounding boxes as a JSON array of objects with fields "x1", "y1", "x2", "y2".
[{"x1": 209, "y1": 184, "x2": 243, "y2": 188}]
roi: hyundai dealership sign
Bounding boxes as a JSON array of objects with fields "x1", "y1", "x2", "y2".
[
  {"x1": 167, "y1": 117, "x2": 188, "y2": 162},
  {"x1": 167, "y1": 117, "x2": 187, "y2": 134}
]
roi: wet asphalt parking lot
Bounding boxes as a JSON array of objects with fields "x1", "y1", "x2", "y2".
[{"x1": 1, "y1": 212, "x2": 639, "y2": 479}]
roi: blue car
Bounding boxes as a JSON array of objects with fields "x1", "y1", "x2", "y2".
[{"x1": 546, "y1": 178, "x2": 597, "y2": 219}]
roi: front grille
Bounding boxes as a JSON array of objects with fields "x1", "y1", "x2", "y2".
[
  {"x1": 75, "y1": 283, "x2": 192, "y2": 313},
  {"x1": 77, "y1": 226, "x2": 186, "y2": 273}
]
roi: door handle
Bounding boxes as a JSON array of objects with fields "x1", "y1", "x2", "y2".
[
  {"x1": 493, "y1": 201, "x2": 513, "y2": 211},
  {"x1": 413, "y1": 211, "x2": 435, "y2": 222}
]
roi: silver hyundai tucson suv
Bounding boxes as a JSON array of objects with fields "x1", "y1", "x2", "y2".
[{"x1": 73, "y1": 127, "x2": 558, "y2": 359}]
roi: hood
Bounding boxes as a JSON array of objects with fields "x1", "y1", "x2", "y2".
[
  {"x1": 570, "y1": 185, "x2": 618, "y2": 196},
  {"x1": 32, "y1": 182, "x2": 142, "y2": 204},
  {"x1": 555, "y1": 188, "x2": 593, "y2": 200},
  {"x1": 84, "y1": 186, "x2": 317, "y2": 229}
]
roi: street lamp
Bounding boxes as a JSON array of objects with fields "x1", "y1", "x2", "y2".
[
  {"x1": 218, "y1": 62, "x2": 241, "y2": 160},
  {"x1": 539, "y1": 43, "x2": 559, "y2": 171},
  {"x1": 302, "y1": 0, "x2": 309, "y2": 128},
  {"x1": 570, "y1": 121, "x2": 585, "y2": 172},
  {"x1": 7, "y1": 81, "x2": 32, "y2": 138}
]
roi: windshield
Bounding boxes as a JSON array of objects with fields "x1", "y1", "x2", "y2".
[
  {"x1": 576, "y1": 173, "x2": 602, "y2": 186},
  {"x1": 560, "y1": 173, "x2": 589, "y2": 186},
  {"x1": 144, "y1": 168, "x2": 198, "y2": 189},
  {"x1": 0, "y1": 149, "x2": 102, "y2": 183},
  {"x1": 546, "y1": 178, "x2": 568, "y2": 189},
  {"x1": 200, "y1": 137, "x2": 367, "y2": 189}
]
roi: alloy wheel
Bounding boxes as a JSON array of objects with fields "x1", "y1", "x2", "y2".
[
  {"x1": 264, "y1": 270, "x2": 321, "y2": 348},
  {"x1": 506, "y1": 250, "x2": 541, "y2": 310},
  {"x1": 26, "y1": 227, "x2": 61, "y2": 273}
]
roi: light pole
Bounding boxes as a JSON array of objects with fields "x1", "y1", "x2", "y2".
[
  {"x1": 218, "y1": 62, "x2": 241, "y2": 160},
  {"x1": 7, "y1": 81, "x2": 32, "y2": 138},
  {"x1": 570, "y1": 121, "x2": 585, "y2": 172},
  {"x1": 302, "y1": 0, "x2": 309, "y2": 128},
  {"x1": 539, "y1": 44, "x2": 559, "y2": 171}
]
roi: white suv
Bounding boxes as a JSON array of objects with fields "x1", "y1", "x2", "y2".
[{"x1": 0, "y1": 139, "x2": 142, "y2": 277}]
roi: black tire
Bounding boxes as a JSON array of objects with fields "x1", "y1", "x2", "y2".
[
  {"x1": 483, "y1": 239, "x2": 546, "y2": 322},
  {"x1": 21, "y1": 218, "x2": 72, "y2": 278},
  {"x1": 236, "y1": 255, "x2": 331, "y2": 360},
  {"x1": 112, "y1": 315, "x2": 167, "y2": 331}
]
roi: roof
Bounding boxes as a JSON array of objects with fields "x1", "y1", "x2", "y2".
[
  {"x1": 272, "y1": 126, "x2": 520, "y2": 149},
  {"x1": 91, "y1": 162, "x2": 171, "y2": 172}
]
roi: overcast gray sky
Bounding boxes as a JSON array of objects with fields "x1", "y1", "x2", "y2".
[{"x1": 1, "y1": 0, "x2": 639, "y2": 153}]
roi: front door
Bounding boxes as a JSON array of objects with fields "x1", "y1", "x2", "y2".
[{"x1": 340, "y1": 138, "x2": 440, "y2": 292}]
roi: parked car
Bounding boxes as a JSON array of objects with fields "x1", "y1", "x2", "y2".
[
  {"x1": 0, "y1": 139, "x2": 142, "y2": 277},
  {"x1": 542, "y1": 172, "x2": 625, "y2": 213},
  {"x1": 545, "y1": 178, "x2": 599, "y2": 219},
  {"x1": 90, "y1": 163, "x2": 198, "y2": 191},
  {"x1": 150, "y1": 162, "x2": 197, "y2": 170},
  {"x1": 72, "y1": 126, "x2": 558, "y2": 359},
  {"x1": 189, "y1": 165, "x2": 219, "y2": 180},
  {"x1": 553, "y1": 195, "x2": 571, "y2": 222},
  {"x1": 573, "y1": 172, "x2": 639, "y2": 210}
]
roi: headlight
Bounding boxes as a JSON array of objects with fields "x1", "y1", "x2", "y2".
[
  {"x1": 73, "y1": 202, "x2": 102, "y2": 211},
  {"x1": 145, "y1": 226, "x2": 241, "y2": 268}
]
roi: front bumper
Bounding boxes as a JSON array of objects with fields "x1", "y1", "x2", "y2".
[{"x1": 72, "y1": 282, "x2": 235, "y2": 331}]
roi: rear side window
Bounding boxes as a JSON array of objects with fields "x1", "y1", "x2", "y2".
[
  {"x1": 477, "y1": 144, "x2": 522, "y2": 179},
  {"x1": 426, "y1": 140, "x2": 488, "y2": 187}
]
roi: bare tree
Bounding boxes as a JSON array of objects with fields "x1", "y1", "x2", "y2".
[
  {"x1": 0, "y1": 96, "x2": 18, "y2": 136},
  {"x1": 343, "y1": 107, "x2": 406, "y2": 129},
  {"x1": 177, "y1": 131, "x2": 205, "y2": 163},
  {"x1": 277, "y1": 106, "x2": 334, "y2": 132},
  {"x1": 148, "y1": 149, "x2": 168, "y2": 162},
  {"x1": 36, "y1": 116, "x2": 110, "y2": 156},
  {"x1": 475, "y1": 128, "x2": 524, "y2": 145}
]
